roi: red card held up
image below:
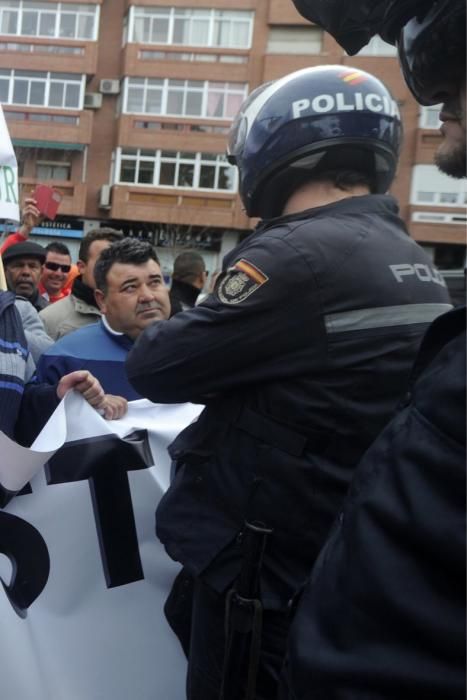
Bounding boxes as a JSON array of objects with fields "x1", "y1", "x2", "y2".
[{"x1": 32, "y1": 184, "x2": 62, "y2": 221}]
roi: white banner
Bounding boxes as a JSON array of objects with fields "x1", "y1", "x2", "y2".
[
  {"x1": 0, "y1": 104, "x2": 19, "y2": 223},
  {"x1": 0, "y1": 392, "x2": 203, "y2": 700}
]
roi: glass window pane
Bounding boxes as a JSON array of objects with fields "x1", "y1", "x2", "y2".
[
  {"x1": 39, "y1": 12, "x2": 55, "y2": 36},
  {"x1": 173, "y1": 18, "x2": 188, "y2": 44},
  {"x1": 54, "y1": 165, "x2": 70, "y2": 179},
  {"x1": 133, "y1": 17, "x2": 149, "y2": 43},
  {"x1": 0, "y1": 77, "x2": 9, "y2": 102},
  {"x1": 60, "y1": 14, "x2": 76, "y2": 38},
  {"x1": 178, "y1": 163, "x2": 194, "y2": 187},
  {"x1": 30, "y1": 80, "x2": 45, "y2": 104},
  {"x1": 127, "y1": 87, "x2": 144, "y2": 112},
  {"x1": 50, "y1": 72, "x2": 77, "y2": 80},
  {"x1": 217, "y1": 166, "x2": 234, "y2": 190},
  {"x1": 199, "y1": 165, "x2": 215, "y2": 189},
  {"x1": 225, "y1": 93, "x2": 243, "y2": 118},
  {"x1": 120, "y1": 160, "x2": 136, "y2": 182},
  {"x1": 1, "y1": 9, "x2": 18, "y2": 34},
  {"x1": 29, "y1": 113, "x2": 49, "y2": 121},
  {"x1": 70, "y1": 3, "x2": 94, "y2": 11},
  {"x1": 36, "y1": 163, "x2": 51, "y2": 179},
  {"x1": 146, "y1": 87, "x2": 162, "y2": 113},
  {"x1": 49, "y1": 82, "x2": 64, "y2": 107},
  {"x1": 37, "y1": 163, "x2": 70, "y2": 180},
  {"x1": 197, "y1": 53, "x2": 216, "y2": 62},
  {"x1": 78, "y1": 14, "x2": 94, "y2": 39},
  {"x1": 417, "y1": 191, "x2": 435, "y2": 202},
  {"x1": 12, "y1": 79, "x2": 28, "y2": 104},
  {"x1": 185, "y1": 90, "x2": 202, "y2": 116},
  {"x1": 65, "y1": 83, "x2": 80, "y2": 108},
  {"x1": 151, "y1": 18, "x2": 169, "y2": 43},
  {"x1": 206, "y1": 91, "x2": 224, "y2": 117},
  {"x1": 230, "y1": 22, "x2": 249, "y2": 48},
  {"x1": 138, "y1": 160, "x2": 154, "y2": 184},
  {"x1": 440, "y1": 192, "x2": 458, "y2": 203},
  {"x1": 213, "y1": 20, "x2": 229, "y2": 46},
  {"x1": 159, "y1": 162, "x2": 175, "y2": 185},
  {"x1": 167, "y1": 89, "x2": 184, "y2": 115},
  {"x1": 191, "y1": 18, "x2": 209, "y2": 45},
  {"x1": 21, "y1": 11, "x2": 38, "y2": 36},
  {"x1": 23, "y1": 1, "x2": 51, "y2": 7}
]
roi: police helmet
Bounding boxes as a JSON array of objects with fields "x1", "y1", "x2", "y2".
[
  {"x1": 228, "y1": 65, "x2": 402, "y2": 218},
  {"x1": 397, "y1": 0, "x2": 466, "y2": 105},
  {"x1": 291, "y1": 0, "x2": 430, "y2": 55}
]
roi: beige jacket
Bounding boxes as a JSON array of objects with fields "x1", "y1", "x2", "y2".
[{"x1": 39, "y1": 293, "x2": 101, "y2": 340}]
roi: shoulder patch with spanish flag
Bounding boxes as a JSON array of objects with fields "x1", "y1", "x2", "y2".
[{"x1": 217, "y1": 258, "x2": 269, "y2": 305}]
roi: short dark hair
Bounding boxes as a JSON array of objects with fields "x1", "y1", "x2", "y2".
[
  {"x1": 45, "y1": 241, "x2": 71, "y2": 257},
  {"x1": 94, "y1": 238, "x2": 160, "y2": 293},
  {"x1": 172, "y1": 251, "x2": 206, "y2": 284},
  {"x1": 316, "y1": 169, "x2": 374, "y2": 192},
  {"x1": 78, "y1": 227, "x2": 123, "y2": 263},
  {"x1": 279, "y1": 168, "x2": 375, "y2": 213}
]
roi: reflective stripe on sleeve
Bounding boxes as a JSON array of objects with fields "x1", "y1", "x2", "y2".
[{"x1": 325, "y1": 303, "x2": 453, "y2": 334}]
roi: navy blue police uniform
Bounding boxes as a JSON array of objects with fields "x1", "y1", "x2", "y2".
[
  {"x1": 283, "y1": 304, "x2": 466, "y2": 700},
  {"x1": 281, "y1": 2, "x2": 466, "y2": 699},
  {"x1": 126, "y1": 193, "x2": 451, "y2": 696}
]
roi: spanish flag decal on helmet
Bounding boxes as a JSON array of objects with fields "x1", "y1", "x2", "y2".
[
  {"x1": 339, "y1": 69, "x2": 368, "y2": 85},
  {"x1": 217, "y1": 258, "x2": 269, "y2": 305}
]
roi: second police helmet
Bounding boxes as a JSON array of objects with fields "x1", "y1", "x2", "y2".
[
  {"x1": 397, "y1": 0, "x2": 466, "y2": 105},
  {"x1": 228, "y1": 65, "x2": 402, "y2": 219}
]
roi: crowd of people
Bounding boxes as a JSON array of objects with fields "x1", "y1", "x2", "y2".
[{"x1": 0, "y1": 0, "x2": 465, "y2": 697}]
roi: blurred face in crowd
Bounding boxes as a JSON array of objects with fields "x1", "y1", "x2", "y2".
[
  {"x1": 41, "y1": 250, "x2": 72, "y2": 296},
  {"x1": 94, "y1": 259, "x2": 171, "y2": 340},
  {"x1": 436, "y1": 81, "x2": 466, "y2": 178},
  {"x1": 78, "y1": 239, "x2": 112, "y2": 289},
  {"x1": 5, "y1": 256, "x2": 42, "y2": 298}
]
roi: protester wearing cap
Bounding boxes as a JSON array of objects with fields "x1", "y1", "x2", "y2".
[{"x1": 2, "y1": 241, "x2": 48, "y2": 311}]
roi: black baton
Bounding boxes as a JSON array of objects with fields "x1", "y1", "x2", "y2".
[{"x1": 220, "y1": 520, "x2": 273, "y2": 700}]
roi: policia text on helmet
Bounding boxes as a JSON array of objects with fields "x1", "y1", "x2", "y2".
[{"x1": 227, "y1": 65, "x2": 402, "y2": 219}]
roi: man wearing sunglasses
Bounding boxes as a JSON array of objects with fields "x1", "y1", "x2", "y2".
[{"x1": 39, "y1": 242, "x2": 72, "y2": 304}]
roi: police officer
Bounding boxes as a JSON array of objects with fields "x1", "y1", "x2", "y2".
[
  {"x1": 126, "y1": 65, "x2": 452, "y2": 699},
  {"x1": 283, "y1": 2, "x2": 466, "y2": 699}
]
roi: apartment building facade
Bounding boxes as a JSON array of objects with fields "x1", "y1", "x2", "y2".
[{"x1": 0, "y1": 0, "x2": 465, "y2": 282}]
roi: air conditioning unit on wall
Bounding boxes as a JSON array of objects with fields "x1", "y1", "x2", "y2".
[
  {"x1": 99, "y1": 185, "x2": 112, "y2": 209},
  {"x1": 99, "y1": 79, "x2": 120, "y2": 95},
  {"x1": 84, "y1": 92, "x2": 103, "y2": 109}
]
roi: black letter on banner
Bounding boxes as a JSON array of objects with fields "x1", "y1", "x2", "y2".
[
  {"x1": 45, "y1": 431, "x2": 154, "y2": 588},
  {"x1": 0, "y1": 511, "x2": 50, "y2": 617},
  {"x1": 0, "y1": 482, "x2": 32, "y2": 509}
]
